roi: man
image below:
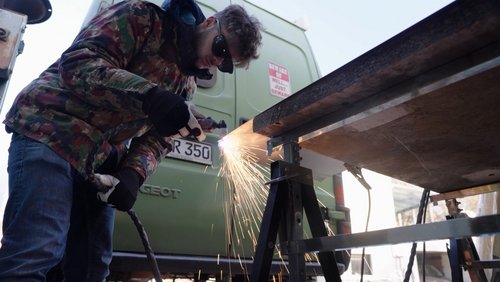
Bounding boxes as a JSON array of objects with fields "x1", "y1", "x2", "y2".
[{"x1": 0, "y1": 0, "x2": 263, "y2": 280}]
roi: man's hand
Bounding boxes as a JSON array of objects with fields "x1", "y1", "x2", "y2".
[
  {"x1": 185, "y1": 101, "x2": 205, "y2": 119},
  {"x1": 95, "y1": 168, "x2": 144, "y2": 211},
  {"x1": 142, "y1": 87, "x2": 205, "y2": 141},
  {"x1": 177, "y1": 102, "x2": 206, "y2": 142},
  {"x1": 142, "y1": 87, "x2": 190, "y2": 137}
]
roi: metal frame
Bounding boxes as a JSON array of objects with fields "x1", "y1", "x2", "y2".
[
  {"x1": 256, "y1": 138, "x2": 500, "y2": 282},
  {"x1": 247, "y1": 1, "x2": 500, "y2": 280},
  {"x1": 299, "y1": 213, "x2": 500, "y2": 252},
  {"x1": 430, "y1": 184, "x2": 500, "y2": 205},
  {"x1": 250, "y1": 142, "x2": 343, "y2": 282}
]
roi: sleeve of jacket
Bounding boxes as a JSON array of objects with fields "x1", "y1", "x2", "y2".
[
  {"x1": 121, "y1": 131, "x2": 171, "y2": 179},
  {"x1": 57, "y1": 1, "x2": 161, "y2": 110}
]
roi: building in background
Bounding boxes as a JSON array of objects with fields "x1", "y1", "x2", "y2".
[{"x1": 340, "y1": 169, "x2": 498, "y2": 282}]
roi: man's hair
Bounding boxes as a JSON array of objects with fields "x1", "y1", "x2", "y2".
[{"x1": 215, "y1": 5, "x2": 263, "y2": 69}]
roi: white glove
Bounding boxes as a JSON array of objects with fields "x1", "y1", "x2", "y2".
[
  {"x1": 185, "y1": 101, "x2": 206, "y2": 119},
  {"x1": 95, "y1": 173, "x2": 120, "y2": 203},
  {"x1": 94, "y1": 168, "x2": 143, "y2": 211},
  {"x1": 177, "y1": 102, "x2": 206, "y2": 142}
]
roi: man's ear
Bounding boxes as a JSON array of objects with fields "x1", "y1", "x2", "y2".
[{"x1": 204, "y1": 16, "x2": 217, "y2": 27}]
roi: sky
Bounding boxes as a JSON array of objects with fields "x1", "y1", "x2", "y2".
[{"x1": 0, "y1": 0, "x2": 454, "y2": 219}]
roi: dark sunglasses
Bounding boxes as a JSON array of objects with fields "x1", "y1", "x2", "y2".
[{"x1": 212, "y1": 19, "x2": 234, "y2": 74}]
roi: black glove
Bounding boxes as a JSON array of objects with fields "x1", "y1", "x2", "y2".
[
  {"x1": 96, "y1": 168, "x2": 144, "y2": 211},
  {"x1": 142, "y1": 87, "x2": 190, "y2": 136}
]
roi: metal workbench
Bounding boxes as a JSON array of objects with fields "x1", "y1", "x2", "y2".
[{"x1": 242, "y1": 0, "x2": 500, "y2": 280}]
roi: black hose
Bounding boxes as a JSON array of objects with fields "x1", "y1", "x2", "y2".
[
  {"x1": 127, "y1": 209, "x2": 163, "y2": 282},
  {"x1": 422, "y1": 195, "x2": 429, "y2": 282},
  {"x1": 85, "y1": 120, "x2": 162, "y2": 281},
  {"x1": 403, "y1": 189, "x2": 430, "y2": 282},
  {"x1": 345, "y1": 164, "x2": 372, "y2": 282},
  {"x1": 360, "y1": 189, "x2": 371, "y2": 282}
]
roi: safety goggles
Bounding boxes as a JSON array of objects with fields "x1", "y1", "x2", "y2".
[{"x1": 212, "y1": 19, "x2": 234, "y2": 74}]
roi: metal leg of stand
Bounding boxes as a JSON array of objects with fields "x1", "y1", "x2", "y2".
[
  {"x1": 288, "y1": 178, "x2": 307, "y2": 281},
  {"x1": 445, "y1": 199, "x2": 489, "y2": 282},
  {"x1": 252, "y1": 139, "x2": 343, "y2": 282},
  {"x1": 449, "y1": 238, "x2": 464, "y2": 282},
  {"x1": 250, "y1": 161, "x2": 288, "y2": 282},
  {"x1": 301, "y1": 175, "x2": 342, "y2": 281},
  {"x1": 463, "y1": 238, "x2": 488, "y2": 282}
]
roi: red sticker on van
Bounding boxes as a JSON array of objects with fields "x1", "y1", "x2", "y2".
[{"x1": 268, "y1": 62, "x2": 291, "y2": 98}]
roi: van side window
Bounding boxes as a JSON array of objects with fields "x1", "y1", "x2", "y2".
[{"x1": 196, "y1": 66, "x2": 217, "y2": 88}]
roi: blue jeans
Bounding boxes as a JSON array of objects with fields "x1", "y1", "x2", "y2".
[{"x1": 0, "y1": 133, "x2": 115, "y2": 281}]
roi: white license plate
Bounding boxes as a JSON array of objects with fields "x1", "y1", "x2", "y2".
[{"x1": 168, "y1": 138, "x2": 212, "y2": 165}]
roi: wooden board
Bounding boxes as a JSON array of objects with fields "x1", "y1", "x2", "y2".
[{"x1": 248, "y1": 0, "x2": 500, "y2": 192}]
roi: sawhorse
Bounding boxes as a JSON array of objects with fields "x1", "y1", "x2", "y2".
[
  {"x1": 446, "y1": 199, "x2": 490, "y2": 282},
  {"x1": 250, "y1": 141, "x2": 342, "y2": 282},
  {"x1": 430, "y1": 188, "x2": 500, "y2": 282}
]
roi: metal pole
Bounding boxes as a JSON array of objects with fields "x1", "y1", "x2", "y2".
[{"x1": 282, "y1": 140, "x2": 306, "y2": 282}]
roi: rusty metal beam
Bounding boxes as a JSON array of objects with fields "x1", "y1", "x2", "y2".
[{"x1": 249, "y1": 0, "x2": 500, "y2": 192}]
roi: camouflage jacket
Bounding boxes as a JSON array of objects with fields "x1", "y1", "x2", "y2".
[{"x1": 3, "y1": 0, "x2": 202, "y2": 179}]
